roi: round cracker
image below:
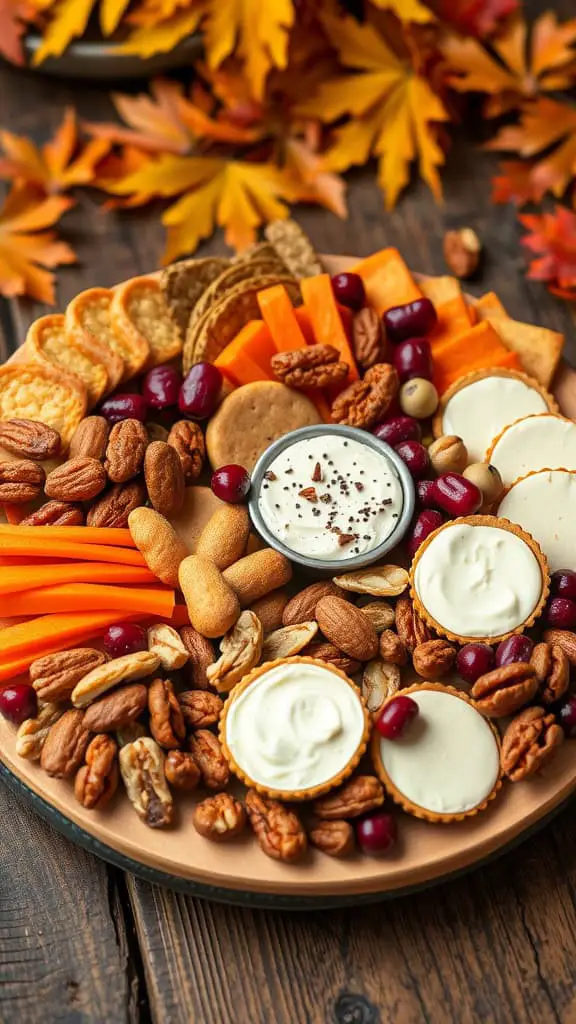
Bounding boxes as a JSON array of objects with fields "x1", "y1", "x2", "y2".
[
  {"x1": 206, "y1": 381, "x2": 321, "y2": 471},
  {"x1": 160, "y1": 256, "x2": 231, "y2": 337},
  {"x1": 110, "y1": 276, "x2": 181, "y2": 371},
  {"x1": 0, "y1": 362, "x2": 87, "y2": 449},
  {"x1": 188, "y1": 259, "x2": 291, "y2": 335},
  {"x1": 65, "y1": 288, "x2": 125, "y2": 393},
  {"x1": 25, "y1": 313, "x2": 108, "y2": 409}
]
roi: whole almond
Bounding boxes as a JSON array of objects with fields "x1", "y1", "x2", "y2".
[
  {"x1": 0, "y1": 419, "x2": 61, "y2": 460},
  {"x1": 144, "y1": 440, "x2": 185, "y2": 517},
  {"x1": 45, "y1": 456, "x2": 107, "y2": 501},
  {"x1": 195, "y1": 504, "x2": 251, "y2": 570},
  {"x1": 105, "y1": 419, "x2": 148, "y2": 483},
  {"x1": 167, "y1": 420, "x2": 205, "y2": 483},
  {"x1": 31, "y1": 648, "x2": 107, "y2": 703},
  {"x1": 222, "y1": 549, "x2": 292, "y2": 606},
  {"x1": 21, "y1": 500, "x2": 84, "y2": 527},
  {"x1": 0, "y1": 460, "x2": 45, "y2": 502},
  {"x1": 128, "y1": 506, "x2": 188, "y2": 587},
  {"x1": 282, "y1": 581, "x2": 343, "y2": 626},
  {"x1": 83, "y1": 684, "x2": 148, "y2": 732},
  {"x1": 179, "y1": 626, "x2": 216, "y2": 689},
  {"x1": 40, "y1": 709, "x2": 91, "y2": 778},
  {"x1": 315, "y1": 596, "x2": 379, "y2": 662},
  {"x1": 69, "y1": 416, "x2": 110, "y2": 460},
  {"x1": 179, "y1": 554, "x2": 240, "y2": 639},
  {"x1": 250, "y1": 589, "x2": 289, "y2": 634},
  {"x1": 87, "y1": 480, "x2": 146, "y2": 528}
]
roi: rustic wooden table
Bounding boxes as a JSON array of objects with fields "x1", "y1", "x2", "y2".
[{"x1": 2, "y1": 24, "x2": 576, "y2": 1021}]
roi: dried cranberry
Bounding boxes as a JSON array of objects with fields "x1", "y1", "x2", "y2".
[
  {"x1": 376, "y1": 694, "x2": 419, "y2": 739},
  {"x1": 495, "y1": 635, "x2": 534, "y2": 667},
  {"x1": 212, "y1": 464, "x2": 251, "y2": 503},
  {"x1": 331, "y1": 272, "x2": 365, "y2": 311},
  {"x1": 103, "y1": 622, "x2": 148, "y2": 658},
  {"x1": 100, "y1": 393, "x2": 149, "y2": 424},
  {"x1": 456, "y1": 643, "x2": 494, "y2": 684},
  {"x1": 373, "y1": 415, "x2": 421, "y2": 447},
  {"x1": 407, "y1": 509, "x2": 444, "y2": 558},
  {"x1": 551, "y1": 569, "x2": 576, "y2": 602},
  {"x1": 416, "y1": 479, "x2": 437, "y2": 509},
  {"x1": 394, "y1": 440, "x2": 430, "y2": 481},
  {"x1": 392, "y1": 338, "x2": 433, "y2": 383},
  {"x1": 557, "y1": 695, "x2": 576, "y2": 738},
  {"x1": 431, "y1": 473, "x2": 482, "y2": 516},
  {"x1": 356, "y1": 811, "x2": 397, "y2": 856},
  {"x1": 545, "y1": 597, "x2": 576, "y2": 630},
  {"x1": 142, "y1": 365, "x2": 182, "y2": 410},
  {"x1": 383, "y1": 298, "x2": 437, "y2": 342},
  {"x1": 0, "y1": 683, "x2": 37, "y2": 725},
  {"x1": 179, "y1": 362, "x2": 222, "y2": 421}
]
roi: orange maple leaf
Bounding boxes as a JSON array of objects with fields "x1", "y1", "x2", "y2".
[
  {"x1": 0, "y1": 0, "x2": 37, "y2": 65},
  {"x1": 520, "y1": 205, "x2": 576, "y2": 298},
  {"x1": 434, "y1": 0, "x2": 519, "y2": 39},
  {"x1": 203, "y1": 0, "x2": 295, "y2": 100},
  {"x1": 443, "y1": 10, "x2": 576, "y2": 117},
  {"x1": 0, "y1": 107, "x2": 109, "y2": 195},
  {"x1": 490, "y1": 160, "x2": 545, "y2": 206},
  {"x1": 486, "y1": 97, "x2": 576, "y2": 202},
  {"x1": 0, "y1": 185, "x2": 76, "y2": 303}
]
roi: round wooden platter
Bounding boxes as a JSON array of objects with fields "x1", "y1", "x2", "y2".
[{"x1": 1, "y1": 253, "x2": 576, "y2": 908}]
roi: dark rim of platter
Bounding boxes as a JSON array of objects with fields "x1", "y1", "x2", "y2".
[{"x1": 1, "y1": 760, "x2": 572, "y2": 910}]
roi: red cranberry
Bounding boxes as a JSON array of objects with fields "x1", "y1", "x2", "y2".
[
  {"x1": 431, "y1": 473, "x2": 482, "y2": 516},
  {"x1": 392, "y1": 338, "x2": 433, "y2": 383},
  {"x1": 456, "y1": 643, "x2": 494, "y2": 684},
  {"x1": 383, "y1": 298, "x2": 437, "y2": 342},
  {"x1": 376, "y1": 694, "x2": 419, "y2": 739},
  {"x1": 545, "y1": 597, "x2": 576, "y2": 630},
  {"x1": 557, "y1": 695, "x2": 576, "y2": 738},
  {"x1": 103, "y1": 622, "x2": 148, "y2": 659},
  {"x1": 179, "y1": 362, "x2": 222, "y2": 420},
  {"x1": 331, "y1": 272, "x2": 365, "y2": 311},
  {"x1": 356, "y1": 811, "x2": 397, "y2": 856},
  {"x1": 212, "y1": 464, "x2": 251, "y2": 503},
  {"x1": 100, "y1": 393, "x2": 149, "y2": 424},
  {"x1": 373, "y1": 415, "x2": 421, "y2": 447},
  {"x1": 495, "y1": 635, "x2": 534, "y2": 667},
  {"x1": 417, "y1": 479, "x2": 437, "y2": 508},
  {"x1": 142, "y1": 365, "x2": 182, "y2": 410},
  {"x1": 394, "y1": 440, "x2": 429, "y2": 481},
  {"x1": 407, "y1": 509, "x2": 444, "y2": 558},
  {"x1": 551, "y1": 569, "x2": 576, "y2": 602},
  {"x1": 0, "y1": 683, "x2": 37, "y2": 725}
]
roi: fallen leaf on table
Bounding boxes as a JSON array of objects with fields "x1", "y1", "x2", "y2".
[
  {"x1": 486, "y1": 97, "x2": 576, "y2": 202},
  {"x1": 434, "y1": 0, "x2": 519, "y2": 39},
  {"x1": 520, "y1": 205, "x2": 576, "y2": 299},
  {"x1": 0, "y1": 184, "x2": 76, "y2": 303},
  {"x1": 369, "y1": 0, "x2": 434, "y2": 23},
  {"x1": 0, "y1": 107, "x2": 109, "y2": 194},
  {"x1": 490, "y1": 160, "x2": 546, "y2": 206},
  {"x1": 31, "y1": 0, "x2": 93, "y2": 64},
  {"x1": 0, "y1": 0, "x2": 36, "y2": 65},
  {"x1": 117, "y1": 6, "x2": 203, "y2": 58},
  {"x1": 283, "y1": 124, "x2": 347, "y2": 219},
  {"x1": 203, "y1": 0, "x2": 295, "y2": 100}
]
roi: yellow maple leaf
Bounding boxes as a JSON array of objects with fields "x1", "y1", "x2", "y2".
[
  {"x1": 370, "y1": 0, "x2": 434, "y2": 24},
  {"x1": 100, "y1": 0, "x2": 131, "y2": 35},
  {"x1": 203, "y1": 0, "x2": 295, "y2": 100},
  {"x1": 0, "y1": 107, "x2": 109, "y2": 194},
  {"x1": 283, "y1": 124, "x2": 347, "y2": 219},
  {"x1": 32, "y1": 0, "x2": 93, "y2": 63},
  {"x1": 0, "y1": 185, "x2": 76, "y2": 303},
  {"x1": 296, "y1": 13, "x2": 449, "y2": 209},
  {"x1": 118, "y1": 5, "x2": 203, "y2": 57}
]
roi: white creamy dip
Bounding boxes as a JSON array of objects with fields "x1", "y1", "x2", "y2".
[
  {"x1": 379, "y1": 690, "x2": 500, "y2": 814},
  {"x1": 498, "y1": 469, "x2": 576, "y2": 572},
  {"x1": 488, "y1": 414, "x2": 576, "y2": 486},
  {"x1": 442, "y1": 375, "x2": 549, "y2": 463},
  {"x1": 257, "y1": 434, "x2": 404, "y2": 561},
  {"x1": 413, "y1": 523, "x2": 543, "y2": 638},
  {"x1": 224, "y1": 662, "x2": 366, "y2": 792}
]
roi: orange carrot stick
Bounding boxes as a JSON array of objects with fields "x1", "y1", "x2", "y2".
[
  {"x1": 0, "y1": 583, "x2": 174, "y2": 619},
  {"x1": 258, "y1": 285, "x2": 309, "y2": 352},
  {"x1": 300, "y1": 275, "x2": 359, "y2": 385},
  {"x1": 0, "y1": 524, "x2": 136, "y2": 546},
  {"x1": 0, "y1": 562, "x2": 157, "y2": 595},
  {"x1": 0, "y1": 610, "x2": 145, "y2": 662},
  {"x1": 0, "y1": 535, "x2": 146, "y2": 565}
]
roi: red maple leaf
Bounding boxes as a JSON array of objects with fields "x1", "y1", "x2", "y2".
[{"x1": 520, "y1": 205, "x2": 576, "y2": 298}]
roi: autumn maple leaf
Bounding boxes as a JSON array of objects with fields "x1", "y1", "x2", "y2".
[
  {"x1": 434, "y1": 0, "x2": 519, "y2": 39},
  {"x1": 520, "y1": 205, "x2": 576, "y2": 299},
  {"x1": 295, "y1": 12, "x2": 449, "y2": 209},
  {"x1": 442, "y1": 10, "x2": 576, "y2": 117},
  {"x1": 203, "y1": 0, "x2": 295, "y2": 100},
  {"x1": 369, "y1": 0, "x2": 434, "y2": 24},
  {"x1": 0, "y1": 185, "x2": 76, "y2": 303},
  {"x1": 485, "y1": 97, "x2": 576, "y2": 202},
  {"x1": 490, "y1": 160, "x2": 545, "y2": 206},
  {"x1": 0, "y1": 0, "x2": 37, "y2": 64},
  {"x1": 0, "y1": 107, "x2": 109, "y2": 195}
]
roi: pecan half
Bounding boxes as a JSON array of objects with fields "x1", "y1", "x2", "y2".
[
  {"x1": 395, "y1": 597, "x2": 430, "y2": 653},
  {"x1": 30, "y1": 648, "x2": 107, "y2": 703},
  {"x1": 188, "y1": 729, "x2": 229, "y2": 790},
  {"x1": 471, "y1": 662, "x2": 538, "y2": 718},
  {"x1": 144, "y1": 440, "x2": 185, "y2": 517},
  {"x1": 179, "y1": 626, "x2": 216, "y2": 690},
  {"x1": 413, "y1": 639, "x2": 456, "y2": 680},
  {"x1": 119, "y1": 737, "x2": 173, "y2": 827},
  {"x1": 309, "y1": 819, "x2": 355, "y2": 857},
  {"x1": 40, "y1": 709, "x2": 91, "y2": 778},
  {"x1": 167, "y1": 420, "x2": 205, "y2": 483},
  {"x1": 86, "y1": 479, "x2": 146, "y2": 528},
  {"x1": 312, "y1": 775, "x2": 384, "y2": 820},
  {"x1": 69, "y1": 416, "x2": 110, "y2": 461},
  {"x1": 20, "y1": 500, "x2": 84, "y2": 527},
  {"x1": 105, "y1": 418, "x2": 148, "y2": 483},
  {"x1": 543, "y1": 629, "x2": 576, "y2": 667},
  {"x1": 501, "y1": 706, "x2": 564, "y2": 782},
  {"x1": 302, "y1": 640, "x2": 361, "y2": 676},
  {"x1": 0, "y1": 459, "x2": 45, "y2": 502},
  {"x1": 74, "y1": 734, "x2": 119, "y2": 810},
  {"x1": 378, "y1": 629, "x2": 408, "y2": 666},
  {"x1": 245, "y1": 789, "x2": 307, "y2": 862},
  {"x1": 148, "y1": 678, "x2": 186, "y2": 749},
  {"x1": 178, "y1": 690, "x2": 223, "y2": 729},
  {"x1": 331, "y1": 362, "x2": 399, "y2": 428},
  {"x1": 362, "y1": 659, "x2": 401, "y2": 712},
  {"x1": 531, "y1": 642, "x2": 569, "y2": 705},
  {"x1": 16, "y1": 703, "x2": 62, "y2": 760},
  {"x1": 193, "y1": 793, "x2": 247, "y2": 841},
  {"x1": 147, "y1": 624, "x2": 189, "y2": 670},
  {"x1": 164, "y1": 749, "x2": 201, "y2": 790},
  {"x1": 206, "y1": 610, "x2": 263, "y2": 692},
  {"x1": 83, "y1": 684, "x2": 148, "y2": 733},
  {"x1": 0, "y1": 419, "x2": 61, "y2": 460},
  {"x1": 45, "y1": 456, "x2": 107, "y2": 502},
  {"x1": 352, "y1": 308, "x2": 385, "y2": 370},
  {"x1": 271, "y1": 344, "x2": 348, "y2": 389}
]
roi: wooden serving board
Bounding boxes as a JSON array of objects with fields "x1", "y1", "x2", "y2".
[{"x1": 1, "y1": 254, "x2": 576, "y2": 902}]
